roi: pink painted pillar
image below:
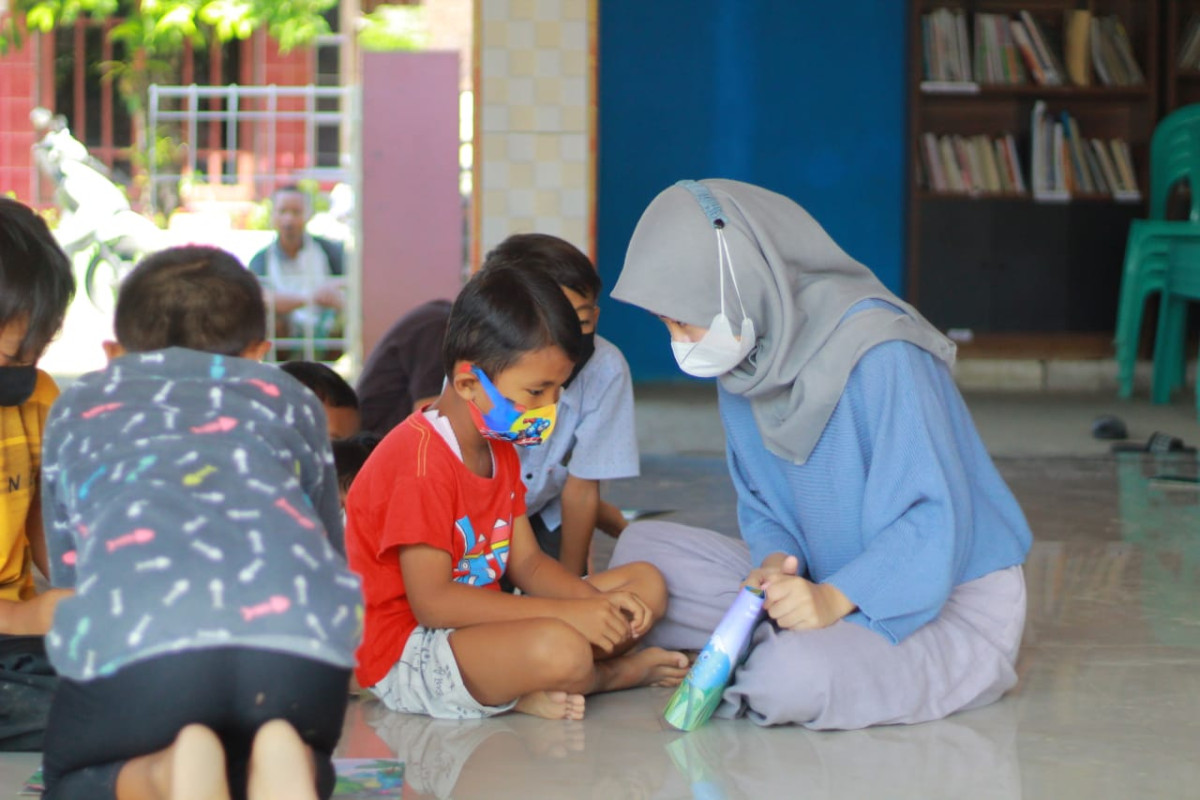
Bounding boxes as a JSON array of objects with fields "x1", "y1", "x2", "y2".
[{"x1": 359, "y1": 51, "x2": 462, "y2": 358}]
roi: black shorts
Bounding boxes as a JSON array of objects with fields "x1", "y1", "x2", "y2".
[
  {"x1": 0, "y1": 635, "x2": 57, "y2": 752},
  {"x1": 42, "y1": 647, "x2": 351, "y2": 800}
]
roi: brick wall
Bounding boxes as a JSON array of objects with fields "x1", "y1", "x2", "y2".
[
  {"x1": 0, "y1": 28, "x2": 41, "y2": 203},
  {"x1": 258, "y1": 35, "x2": 315, "y2": 183}
]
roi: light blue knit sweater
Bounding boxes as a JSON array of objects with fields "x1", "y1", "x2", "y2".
[{"x1": 719, "y1": 324, "x2": 1032, "y2": 645}]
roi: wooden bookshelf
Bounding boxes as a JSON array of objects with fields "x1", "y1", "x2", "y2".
[
  {"x1": 908, "y1": 1, "x2": 1161, "y2": 345},
  {"x1": 1165, "y1": 0, "x2": 1200, "y2": 111}
]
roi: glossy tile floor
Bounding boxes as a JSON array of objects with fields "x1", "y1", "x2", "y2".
[{"x1": 5, "y1": 390, "x2": 1200, "y2": 798}]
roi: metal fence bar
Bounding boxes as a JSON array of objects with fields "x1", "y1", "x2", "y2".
[
  {"x1": 146, "y1": 82, "x2": 356, "y2": 365},
  {"x1": 148, "y1": 83, "x2": 354, "y2": 212}
]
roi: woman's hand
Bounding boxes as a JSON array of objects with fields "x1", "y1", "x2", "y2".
[
  {"x1": 744, "y1": 551, "x2": 792, "y2": 590},
  {"x1": 760, "y1": 556, "x2": 855, "y2": 631}
]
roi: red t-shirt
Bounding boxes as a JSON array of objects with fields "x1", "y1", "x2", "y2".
[{"x1": 345, "y1": 411, "x2": 526, "y2": 687}]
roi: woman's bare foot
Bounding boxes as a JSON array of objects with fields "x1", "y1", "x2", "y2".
[
  {"x1": 515, "y1": 690, "x2": 586, "y2": 720},
  {"x1": 247, "y1": 720, "x2": 317, "y2": 800},
  {"x1": 594, "y1": 647, "x2": 690, "y2": 693},
  {"x1": 170, "y1": 725, "x2": 230, "y2": 800}
]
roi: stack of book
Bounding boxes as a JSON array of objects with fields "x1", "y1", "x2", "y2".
[
  {"x1": 920, "y1": 132, "x2": 1026, "y2": 196},
  {"x1": 921, "y1": 7, "x2": 973, "y2": 89},
  {"x1": 922, "y1": 9, "x2": 1147, "y2": 90},
  {"x1": 1090, "y1": 14, "x2": 1146, "y2": 86},
  {"x1": 1030, "y1": 101, "x2": 1141, "y2": 203},
  {"x1": 1012, "y1": 10, "x2": 1067, "y2": 86},
  {"x1": 1179, "y1": 13, "x2": 1200, "y2": 70},
  {"x1": 974, "y1": 13, "x2": 1027, "y2": 85}
]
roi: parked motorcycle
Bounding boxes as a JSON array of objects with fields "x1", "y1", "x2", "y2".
[{"x1": 31, "y1": 108, "x2": 164, "y2": 311}]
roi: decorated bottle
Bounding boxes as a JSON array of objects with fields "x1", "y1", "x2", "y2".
[{"x1": 663, "y1": 585, "x2": 765, "y2": 731}]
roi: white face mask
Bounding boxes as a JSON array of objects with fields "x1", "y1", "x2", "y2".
[
  {"x1": 671, "y1": 226, "x2": 756, "y2": 378},
  {"x1": 672, "y1": 315, "x2": 755, "y2": 378}
]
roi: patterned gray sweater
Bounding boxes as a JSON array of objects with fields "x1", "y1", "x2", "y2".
[{"x1": 41, "y1": 348, "x2": 362, "y2": 681}]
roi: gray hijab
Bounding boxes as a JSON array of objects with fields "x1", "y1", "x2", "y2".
[{"x1": 612, "y1": 179, "x2": 956, "y2": 465}]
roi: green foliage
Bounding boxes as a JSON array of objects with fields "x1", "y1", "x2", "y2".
[
  {"x1": 358, "y1": 3, "x2": 428, "y2": 52},
  {"x1": 0, "y1": 0, "x2": 335, "y2": 56}
]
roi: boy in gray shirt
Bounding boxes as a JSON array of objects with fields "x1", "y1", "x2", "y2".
[
  {"x1": 483, "y1": 234, "x2": 639, "y2": 577},
  {"x1": 39, "y1": 246, "x2": 361, "y2": 800}
]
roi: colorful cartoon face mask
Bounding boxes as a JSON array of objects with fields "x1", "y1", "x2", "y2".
[{"x1": 465, "y1": 365, "x2": 557, "y2": 446}]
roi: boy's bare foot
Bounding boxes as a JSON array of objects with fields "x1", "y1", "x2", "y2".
[
  {"x1": 595, "y1": 647, "x2": 690, "y2": 693},
  {"x1": 515, "y1": 690, "x2": 586, "y2": 720},
  {"x1": 247, "y1": 719, "x2": 317, "y2": 800},
  {"x1": 171, "y1": 725, "x2": 230, "y2": 800}
]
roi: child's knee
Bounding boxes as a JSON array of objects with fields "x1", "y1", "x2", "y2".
[{"x1": 525, "y1": 619, "x2": 593, "y2": 689}]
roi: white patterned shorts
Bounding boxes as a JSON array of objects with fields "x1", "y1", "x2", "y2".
[{"x1": 368, "y1": 625, "x2": 517, "y2": 720}]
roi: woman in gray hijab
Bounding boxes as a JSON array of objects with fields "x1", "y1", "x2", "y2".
[{"x1": 608, "y1": 180, "x2": 1032, "y2": 730}]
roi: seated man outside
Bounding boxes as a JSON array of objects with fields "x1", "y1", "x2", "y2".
[{"x1": 249, "y1": 185, "x2": 346, "y2": 346}]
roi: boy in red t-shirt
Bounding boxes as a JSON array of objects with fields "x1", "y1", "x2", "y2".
[{"x1": 346, "y1": 265, "x2": 688, "y2": 720}]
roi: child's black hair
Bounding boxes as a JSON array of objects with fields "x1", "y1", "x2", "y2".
[
  {"x1": 442, "y1": 263, "x2": 583, "y2": 380},
  {"x1": 483, "y1": 233, "x2": 602, "y2": 300},
  {"x1": 114, "y1": 245, "x2": 266, "y2": 356},
  {"x1": 280, "y1": 360, "x2": 359, "y2": 409},
  {"x1": 332, "y1": 430, "x2": 381, "y2": 495},
  {"x1": 0, "y1": 198, "x2": 76, "y2": 363}
]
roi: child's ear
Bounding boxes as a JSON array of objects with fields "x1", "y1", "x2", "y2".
[
  {"x1": 240, "y1": 341, "x2": 273, "y2": 362},
  {"x1": 450, "y1": 361, "x2": 477, "y2": 401},
  {"x1": 102, "y1": 340, "x2": 125, "y2": 362}
]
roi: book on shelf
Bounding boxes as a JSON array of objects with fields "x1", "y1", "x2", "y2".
[
  {"x1": 1089, "y1": 137, "x2": 1113, "y2": 195},
  {"x1": 1063, "y1": 8, "x2": 1092, "y2": 86},
  {"x1": 920, "y1": 131, "x2": 1027, "y2": 196},
  {"x1": 1111, "y1": 139, "x2": 1141, "y2": 200},
  {"x1": 1010, "y1": 20, "x2": 1048, "y2": 85},
  {"x1": 922, "y1": 8, "x2": 972, "y2": 84},
  {"x1": 1180, "y1": 13, "x2": 1200, "y2": 70},
  {"x1": 1091, "y1": 15, "x2": 1145, "y2": 86},
  {"x1": 975, "y1": 13, "x2": 1027, "y2": 85},
  {"x1": 1090, "y1": 139, "x2": 1121, "y2": 195},
  {"x1": 1020, "y1": 11, "x2": 1066, "y2": 86},
  {"x1": 1006, "y1": 134, "x2": 1027, "y2": 194},
  {"x1": 1031, "y1": 101, "x2": 1067, "y2": 201},
  {"x1": 1063, "y1": 113, "x2": 1094, "y2": 194},
  {"x1": 1029, "y1": 100, "x2": 1140, "y2": 202}
]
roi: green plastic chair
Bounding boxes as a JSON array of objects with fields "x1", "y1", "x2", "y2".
[
  {"x1": 1114, "y1": 104, "x2": 1200, "y2": 399},
  {"x1": 1152, "y1": 239, "x2": 1200, "y2": 415}
]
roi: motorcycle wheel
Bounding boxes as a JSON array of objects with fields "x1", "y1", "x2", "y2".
[{"x1": 84, "y1": 245, "x2": 133, "y2": 313}]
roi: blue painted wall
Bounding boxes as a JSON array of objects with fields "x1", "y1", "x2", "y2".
[{"x1": 596, "y1": 1, "x2": 908, "y2": 380}]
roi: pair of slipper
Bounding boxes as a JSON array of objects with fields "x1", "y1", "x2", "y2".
[{"x1": 1092, "y1": 414, "x2": 1197, "y2": 454}]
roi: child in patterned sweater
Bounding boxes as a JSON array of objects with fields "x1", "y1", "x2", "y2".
[{"x1": 39, "y1": 246, "x2": 361, "y2": 800}]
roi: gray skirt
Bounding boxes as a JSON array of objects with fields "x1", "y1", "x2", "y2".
[{"x1": 609, "y1": 520, "x2": 1026, "y2": 730}]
